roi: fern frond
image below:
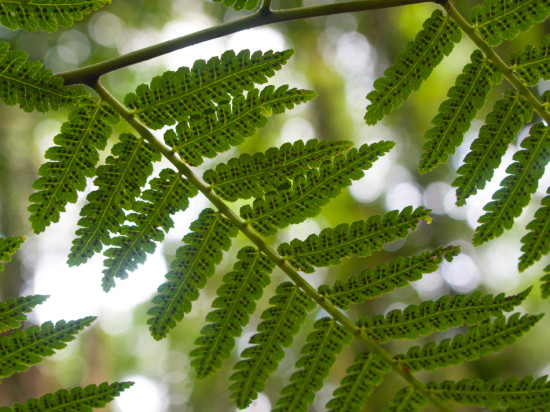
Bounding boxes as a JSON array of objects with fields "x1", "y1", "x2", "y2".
[
  {"x1": 147, "y1": 209, "x2": 237, "y2": 340},
  {"x1": 204, "y1": 139, "x2": 351, "y2": 201},
  {"x1": 3, "y1": 381, "x2": 134, "y2": 412},
  {"x1": 124, "y1": 49, "x2": 294, "y2": 129},
  {"x1": 0, "y1": 295, "x2": 48, "y2": 333},
  {"x1": 229, "y1": 282, "x2": 315, "y2": 409},
  {"x1": 164, "y1": 85, "x2": 316, "y2": 166},
  {"x1": 427, "y1": 376, "x2": 550, "y2": 409},
  {"x1": 364, "y1": 10, "x2": 461, "y2": 125},
  {"x1": 318, "y1": 246, "x2": 459, "y2": 309},
  {"x1": 241, "y1": 141, "x2": 394, "y2": 236},
  {"x1": 102, "y1": 169, "x2": 198, "y2": 291},
  {"x1": 273, "y1": 317, "x2": 351, "y2": 412},
  {"x1": 326, "y1": 352, "x2": 390, "y2": 412},
  {"x1": 212, "y1": 0, "x2": 259, "y2": 11},
  {"x1": 541, "y1": 267, "x2": 550, "y2": 299},
  {"x1": 190, "y1": 247, "x2": 275, "y2": 378},
  {"x1": 384, "y1": 387, "x2": 428, "y2": 412},
  {"x1": 68, "y1": 134, "x2": 160, "y2": 266},
  {"x1": 519, "y1": 187, "x2": 550, "y2": 271},
  {"x1": 0, "y1": 41, "x2": 85, "y2": 112},
  {"x1": 0, "y1": 0, "x2": 111, "y2": 32},
  {"x1": 28, "y1": 98, "x2": 120, "y2": 233},
  {"x1": 394, "y1": 313, "x2": 542, "y2": 372},
  {"x1": 453, "y1": 91, "x2": 533, "y2": 206},
  {"x1": 356, "y1": 288, "x2": 530, "y2": 343},
  {"x1": 511, "y1": 35, "x2": 550, "y2": 86},
  {"x1": 474, "y1": 122, "x2": 550, "y2": 245},
  {"x1": 470, "y1": 0, "x2": 550, "y2": 47},
  {"x1": 419, "y1": 50, "x2": 502, "y2": 173},
  {"x1": 0, "y1": 236, "x2": 24, "y2": 271},
  {"x1": 0, "y1": 316, "x2": 95, "y2": 378},
  {"x1": 278, "y1": 206, "x2": 431, "y2": 274}
]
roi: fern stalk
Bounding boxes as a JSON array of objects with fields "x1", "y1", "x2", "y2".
[{"x1": 93, "y1": 81, "x2": 453, "y2": 412}]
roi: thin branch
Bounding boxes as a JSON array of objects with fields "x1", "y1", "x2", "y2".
[
  {"x1": 92, "y1": 80, "x2": 453, "y2": 412},
  {"x1": 60, "y1": 0, "x2": 435, "y2": 85}
]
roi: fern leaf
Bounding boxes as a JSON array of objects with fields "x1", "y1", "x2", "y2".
[
  {"x1": 0, "y1": 295, "x2": 48, "y2": 333},
  {"x1": 0, "y1": 236, "x2": 24, "y2": 271},
  {"x1": 427, "y1": 376, "x2": 550, "y2": 409},
  {"x1": 212, "y1": 0, "x2": 259, "y2": 11},
  {"x1": 147, "y1": 209, "x2": 237, "y2": 340},
  {"x1": 453, "y1": 91, "x2": 533, "y2": 206},
  {"x1": 0, "y1": 0, "x2": 111, "y2": 33},
  {"x1": 102, "y1": 169, "x2": 198, "y2": 291},
  {"x1": 278, "y1": 206, "x2": 431, "y2": 274},
  {"x1": 419, "y1": 50, "x2": 502, "y2": 173},
  {"x1": 190, "y1": 247, "x2": 275, "y2": 378},
  {"x1": 229, "y1": 282, "x2": 315, "y2": 409},
  {"x1": 28, "y1": 98, "x2": 120, "y2": 233},
  {"x1": 541, "y1": 266, "x2": 550, "y2": 299},
  {"x1": 519, "y1": 188, "x2": 550, "y2": 271},
  {"x1": 0, "y1": 41, "x2": 85, "y2": 112},
  {"x1": 383, "y1": 387, "x2": 429, "y2": 412},
  {"x1": 0, "y1": 316, "x2": 95, "y2": 378},
  {"x1": 124, "y1": 49, "x2": 294, "y2": 129},
  {"x1": 364, "y1": 10, "x2": 461, "y2": 125},
  {"x1": 326, "y1": 352, "x2": 390, "y2": 412},
  {"x1": 241, "y1": 141, "x2": 394, "y2": 236},
  {"x1": 511, "y1": 35, "x2": 550, "y2": 86},
  {"x1": 318, "y1": 246, "x2": 459, "y2": 310},
  {"x1": 470, "y1": 0, "x2": 550, "y2": 47},
  {"x1": 274, "y1": 317, "x2": 352, "y2": 412},
  {"x1": 474, "y1": 122, "x2": 550, "y2": 245},
  {"x1": 204, "y1": 139, "x2": 351, "y2": 201},
  {"x1": 394, "y1": 313, "x2": 542, "y2": 372},
  {"x1": 3, "y1": 381, "x2": 133, "y2": 412},
  {"x1": 356, "y1": 288, "x2": 530, "y2": 343},
  {"x1": 164, "y1": 85, "x2": 316, "y2": 166},
  {"x1": 68, "y1": 134, "x2": 160, "y2": 266}
]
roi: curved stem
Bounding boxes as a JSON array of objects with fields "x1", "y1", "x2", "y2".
[
  {"x1": 60, "y1": 0, "x2": 435, "y2": 85},
  {"x1": 92, "y1": 80, "x2": 452, "y2": 412}
]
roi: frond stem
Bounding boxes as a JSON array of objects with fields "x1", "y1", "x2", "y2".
[
  {"x1": 60, "y1": 0, "x2": 434, "y2": 85},
  {"x1": 92, "y1": 80, "x2": 452, "y2": 412}
]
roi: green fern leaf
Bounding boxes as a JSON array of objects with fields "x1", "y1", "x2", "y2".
[
  {"x1": 0, "y1": 236, "x2": 24, "y2": 271},
  {"x1": 519, "y1": 188, "x2": 550, "y2": 271},
  {"x1": 474, "y1": 122, "x2": 550, "y2": 245},
  {"x1": 241, "y1": 141, "x2": 394, "y2": 236},
  {"x1": 318, "y1": 246, "x2": 459, "y2": 310},
  {"x1": 212, "y1": 0, "x2": 259, "y2": 11},
  {"x1": 326, "y1": 352, "x2": 390, "y2": 412},
  {"x1": 0, "y1": 316, "x2": 95, "y2": 378},
  {"x1": 383, "y1": 387, "x2": 428, "y2": 412},
  {"x1": 68, "y1": 134, "x2": 160, "y2": 266},
  {"x1": 470, "y1": 0, "x2": 550, "y2": 47},
  {"x1": 204, "y1": 139, "x2": 351, "y2": 201},
  {"x1": 3, "y1": 381, "x2": 134, "y2": 412},
  {"x1": 419, "y1": 50, "x2": 502, "y2": 173},
  {"x1": 147, "y1": 209, "x2": 237, "y2": 340},
  {"x1": 453, "y1": 91, "x2": 533, "y2": 206},
  {"x1": 510, "y1": 35, "x2": 550, "y2": 86},
  {"x1": 541, "y1": 266, "x2": 550, "y2": 299},
  {"x1": 278, "y1": 206, "x2": 431, "y2": 274},
  {"x1": 364, "y1": 10, "x2": 461, "y2": 125},
  {"x1": 229, "y1": 282, "x2": 315, "y2": 409},
  {"x1": 190, "y1": 247, "x2": 275, "y2": 378},
  {"x1": 0, "y1": 41, "x2": 85, "y2": 112},
  {"x1": 124, "y1": 49, "x2": 294, "y2": 129},
  {"x1": 0, "y1": 295, "x2": 48, "y2": 333},
  {"x1": 164, "y1": 85, "x2": 316, "y2": 166},
  {"x1": 102, "y1": 169, "x2": 198, "y2": 291},
  {"x1": 394, "y1": 313, "x2": 542, "y2": 372},
  {"x1": 273, "y1": 317, "x2": 352, "y2": 412},
  {"x1": 357, "y1": 288, "x2": 530, "y2": 343},
  {"x1": 28, "y1": 98, "x2": 119, "y2": 233},
  {"x1": 0, "y1": 0, "x2": 111, "y2": 32},
  {"x1": 427, "y1": 376, "x2": 550, "y2": 409}
]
